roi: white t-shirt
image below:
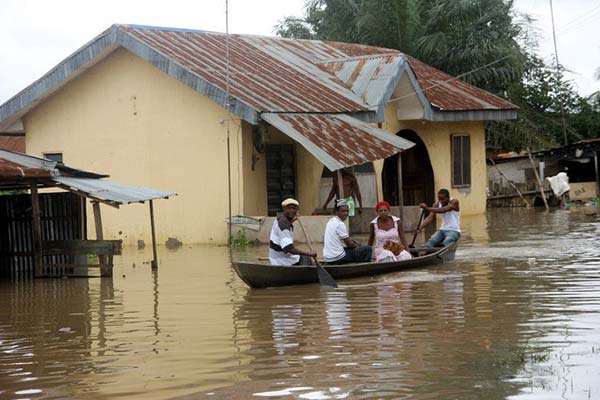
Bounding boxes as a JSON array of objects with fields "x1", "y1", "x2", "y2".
[
  {"x1": 323, "y1": 216, "x2": 349, "y2": 262},
  {"x1": 268, "y1": 216, "x2": 300, "y2": 266}
]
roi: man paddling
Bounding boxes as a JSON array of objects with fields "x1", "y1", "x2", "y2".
[
  {"x1": 417, "y1": 189, "x2": 461, "y2": 248},
  {"x1": 269, "y1": 198, "x2": 316, "y2": 266}
]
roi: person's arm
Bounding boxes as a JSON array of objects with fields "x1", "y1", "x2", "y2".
[
  {"x1": 397, "y1": 222, "x2": 409, "y2": 250},
  {"x1": 420, "y1": 199, "x2": 459, "y2": 214},
  {"x1": 418, "y1": 210, "x2": 435, "y2": 232},
  {"x1": 286, "y1": 245, "x2": 317, "y2": 258},
  {"x1": 351, "y1": 177, "x2": 362, "y2": 208},
  {"x1": 322, "y1": 179, "x2": 337, "y2": 209},
  {"x1": 342, "y1": 237, "x2": 358, "y2": 248},
  {"x1": 368, "y1": 224, "x2": 375, "y2": 246}
]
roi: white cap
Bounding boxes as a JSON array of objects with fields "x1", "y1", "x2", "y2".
[{"x1": 281, "y1": 198, "x2": 300, "y2": 207}]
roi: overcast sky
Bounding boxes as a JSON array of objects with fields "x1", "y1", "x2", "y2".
[{"x1": 1, "y1": 0, "x2": 598, "y2": 104}]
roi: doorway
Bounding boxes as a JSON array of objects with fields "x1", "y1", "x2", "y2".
[
  {"x1": 266, "y1": 144, "x2": 296, "y2": 216},
  {"x1": 382, "y1": 130, "x2": 435, "y2": 206}
]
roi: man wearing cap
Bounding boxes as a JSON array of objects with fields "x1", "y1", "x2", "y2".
[
  {"x1": 269, "y1": 198, "x2": 317, "y2": 266},
  {"x1": 323, "y1": 199, "x2": 372, "y2": 264}
]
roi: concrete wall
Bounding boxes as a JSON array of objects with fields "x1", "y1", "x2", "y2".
[
  {"x1": 570, "y1": 181, "x2": 598, "y2": 201},
  {"x1": 24, "y1": 48, "x2": 245, "y2": 245},
  {"x1": 383, "y1": 104, "x2": 488, "y2": 215}
]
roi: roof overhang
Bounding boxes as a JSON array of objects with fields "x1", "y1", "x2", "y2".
[{"x1": 261, "y1": 113, "x2": 414, "y2": 171}]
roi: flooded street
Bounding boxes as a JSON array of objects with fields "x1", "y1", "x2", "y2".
[{"x1": 1, "y1": 208, "x2": 599, "y2": 399}]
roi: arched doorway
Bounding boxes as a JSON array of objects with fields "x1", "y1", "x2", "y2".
[{"x1": 382, "y1": 130, "x2": 435, "y2": 206}]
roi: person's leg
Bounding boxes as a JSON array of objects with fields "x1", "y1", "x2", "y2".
[
  {"x1": 441, "y1": 230, "x2": 461, "y2": 246},
  {"x1": 329, "y1": 249, "x2": 354, "y2": 265},
  {"x1": 351, "y1": 245, "x2": 372, "y2": 262},
  {"x1": 423, "y1": 230, "x2": 445, "y2": 248},
  {"x1": 295, "y1": 255, "x2": 314, "y2": 266}
]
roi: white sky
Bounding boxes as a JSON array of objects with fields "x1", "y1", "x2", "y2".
[{"x1": 0, "y1": 0, "x2": 598, "y2": 104}]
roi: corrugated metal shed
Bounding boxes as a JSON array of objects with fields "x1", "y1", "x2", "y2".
[
  {"x1": 262, "y1": 113, "x2": 414, "y2": 171},
  {"x1": 54, "y1": 177, "x2": 175, "y2": 205},
  {"x1": 0, "y1": 150, "x2": 175, "y2": 205}
]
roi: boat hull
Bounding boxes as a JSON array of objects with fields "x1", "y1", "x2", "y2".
[{"x1": 232, "y1": 243, "x2": 457, "y2": 288}]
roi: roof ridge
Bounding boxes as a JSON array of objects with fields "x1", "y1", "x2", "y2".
[{"x1": 318, "y1": 52, "x2": 404, "y2": 64}]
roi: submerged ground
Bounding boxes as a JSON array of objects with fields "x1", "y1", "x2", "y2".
[{"x1": 0, "y1": 207, "x2": 599, "y2": 399}]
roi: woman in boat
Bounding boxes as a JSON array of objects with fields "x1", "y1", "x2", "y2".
[{"x1": 368, "y1": 201, "x2": 411, "y2": 262}]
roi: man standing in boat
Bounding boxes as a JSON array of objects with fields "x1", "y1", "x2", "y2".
[
  {"x1": 417, "y1": 189, "x2": 461, "y2": 248},
  {"x1": 322, "y1": 169, "x2": 363, "y2": 216},
  {"x1": 269, "y1": 198, "x2": 317, "y2": 266},
  {"x1": 323, "y1": 199, "x2": 373, "y2": 264}
]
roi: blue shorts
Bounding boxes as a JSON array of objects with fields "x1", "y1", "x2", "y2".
[{"x1": 423, "y1": 230, "x2": 461, "y2": 248}]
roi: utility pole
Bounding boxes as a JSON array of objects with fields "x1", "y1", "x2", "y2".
[{"x1": 549, "y1": 0, "x2": 569, "y2": 146}]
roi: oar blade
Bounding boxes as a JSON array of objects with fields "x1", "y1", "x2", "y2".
[{"x1": 317, "y1": 264, "x2": 338, "y2": 288}]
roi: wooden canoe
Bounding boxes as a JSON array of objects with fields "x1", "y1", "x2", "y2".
[{"x1": 232, "y1": 243, "x2": 457, "y2": 288}]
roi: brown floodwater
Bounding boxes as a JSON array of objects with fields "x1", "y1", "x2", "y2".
[{"x1": 1, "y1": 208, "x2": 599, "y2": 399}]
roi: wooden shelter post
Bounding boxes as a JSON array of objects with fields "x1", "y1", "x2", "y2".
[
  {"x1": 397, "y1": 152, "x2": 404, "y2": 220},
  {"x1": 527, "y1": 149, "x2": 549, "y2": 210},
  {"x1": 595, "y1": 151, "x2": 600, "y2": 198},
  {"x1": 336, "y1": 169, "x2": 344, "y2": 201},
  {"x1": 92, "y1": 201, "x2": 110, "y2": 277},
  {"x1": 149, "y1": 200, "x2": 158, "y2": 269},
  {"x1": 30, "y1": 183, "x2": 43, "y2": 278}
]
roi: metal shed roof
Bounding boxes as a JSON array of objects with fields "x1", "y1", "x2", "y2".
[
  {"x1": 54, "y1": 177, "x2": 175, "y2": 206},
  {"x1": 262, "y1": 113, "x2": 415, "y2": 171},
  {"x1": 0, "y1": 150, "x2": 175, "y2": 205}
]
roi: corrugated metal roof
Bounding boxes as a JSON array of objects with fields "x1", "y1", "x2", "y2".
[
  {"x1": 405, "y1": 56, "x2": 517, "y2": 111},
  {"x1": 122, "y1": 26, "x2": 369, "y2": 113},
  {"x1": 0, "y1": 23, "x2": 516, "y2": 131},
  {"x1": 0, "y1": 150, "x2": 175, "y2": 204},
  {"x1": 54, "y1": 177, "x2": 175, "y2": 205},
  {"x1": 0, "y1": 136, "x2": 25, "y2": 153},
  {"x1": 262, "y1": 113, "x2": 414, "y2": 171},
  {"x1": 0, "y1": 159, "x2": 52, "y2": 179},
  {"x1": 320, "y1": 54, "x2": 405, "y2": 110}
]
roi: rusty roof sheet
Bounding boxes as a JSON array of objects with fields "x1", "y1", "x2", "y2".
[
  {"x1": 320, "y1": 54, "x2": 405, "y2": 110},
  {"x1": 0, "y1": 159, "x2": 52, "y2": 179},
  {"x1": 405, "y1": 56, "x2": 516, "y2": 111},
  {"x1": 122, "y1": 26, "x2": 369, "y2": 113},
  {"x1": 262, "y1": 113, "x2": 414, "y2": 171},
  {"x1": 0, "y1": 136, "x2": 25, "y2": 153}
]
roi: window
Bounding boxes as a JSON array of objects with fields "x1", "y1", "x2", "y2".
[
  {"x1": 451, "y1": 135, "x2": 471, "y2": 187},
  {"x1": 44, "y1": 152, "x2": 63, "y2": 163}
]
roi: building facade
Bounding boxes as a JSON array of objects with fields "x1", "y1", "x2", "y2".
[{"x1": 0, "y1": 25, "x2": 517, "y2": 244}]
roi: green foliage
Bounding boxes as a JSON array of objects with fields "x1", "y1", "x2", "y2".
[
  {"x1": 488, "y1": 54, "x2": 600, "y2": 150},
  {"x1": 230, "y1": 228, "x2": 252, "y2": 248}
]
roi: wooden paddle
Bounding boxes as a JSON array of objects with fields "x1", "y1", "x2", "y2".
[
  {"x1": 410, "y1": 209, "x2": 426, "y2": 248},
  {"x1": 296, "y1": 217, "x2": 338, "y2": 288}
]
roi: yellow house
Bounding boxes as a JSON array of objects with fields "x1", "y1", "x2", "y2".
[{"x1": 0, "y1": 25, "x2": 516, "y2": 244}]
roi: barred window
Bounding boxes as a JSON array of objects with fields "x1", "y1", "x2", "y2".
[{"x1": 451, "y1": 135, "x2": 470, "y2": 187}]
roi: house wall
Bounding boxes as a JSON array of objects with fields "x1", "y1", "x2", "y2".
[
  {"x1": 241, "y1": 122, "x2": 268, "y2": 216},
  {"x1": 24, "y1": 48, "x2": 245, "y2": 245},
  {"x1": 382, "y1": 104, "x2": 487, "y2": 215}
]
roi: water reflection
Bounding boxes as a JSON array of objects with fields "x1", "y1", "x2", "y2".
[{"x1": 0, "y1": 208, "x2": 598, "y2": 399}]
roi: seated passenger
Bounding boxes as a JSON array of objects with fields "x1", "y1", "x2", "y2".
[
  {"x1": 323, "y1": 199, "x2": 372, "y2": 264},
  {"x1": 269, "y1": 198, "x2": 316, "y2": 266},
  {"x1": 368, "y1": 200, "x2": 410, "y2": 260}
]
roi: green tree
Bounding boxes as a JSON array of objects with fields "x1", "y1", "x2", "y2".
[{"x1": 488, "y1": 55, "x2": 599, "y2": 150}]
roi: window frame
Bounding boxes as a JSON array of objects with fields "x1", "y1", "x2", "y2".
[
  {"x1": 43, "y1": 152, "x2": 64, "y2": 164},
  {"x1": 450, "y1": 134, "x2": 471, "y2": 188}
]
